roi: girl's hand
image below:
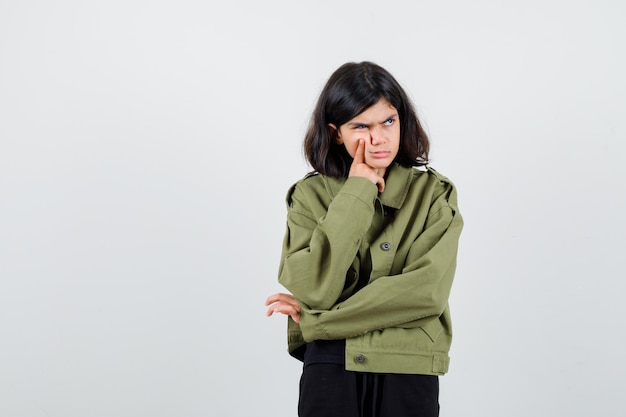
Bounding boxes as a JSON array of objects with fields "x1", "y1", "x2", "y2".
[
  {"x1": 265, "y1": 292, "x2": 301, "y2": 323},
  {"x1": 349, "y1": 139, "x2": 385, "y2": 192}
]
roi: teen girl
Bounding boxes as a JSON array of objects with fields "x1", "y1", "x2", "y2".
[{"x1": 265, "y1": 61, "x2": 463, "y2": 417}]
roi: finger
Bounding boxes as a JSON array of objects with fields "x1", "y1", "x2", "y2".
[
  {"x1": 265, "y1": 292, "x2": 296, "y2": 306},
  {"x1": 352, "y1": 139, "x2": 365, "y2": 165},
  {"x1": 377, "y1": 177, "x2": 385, "y2": 193},
  {"x1": 265, "y1": 294, "x2": 301, "y2": 317},
  {"x1": 266, "y1": 299, "x2": 299, "y2": 313},
  {"x1": 267, "y1": 300, "x2": 301, "y2": 315},
  {"x1": 291, "y1": 311, "x2": 301, "y2": 324},
  {"x1": 266, "y1": 303, "x2": 299, "y2": 317}
]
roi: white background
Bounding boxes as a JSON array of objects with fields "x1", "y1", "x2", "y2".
[{"x1": 1, "y1": 0, "x2": 624, "y2": 416}]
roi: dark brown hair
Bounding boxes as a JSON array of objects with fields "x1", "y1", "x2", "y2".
[{"x1": 303, "y1": 61, "x2": 430, "y2": 178}]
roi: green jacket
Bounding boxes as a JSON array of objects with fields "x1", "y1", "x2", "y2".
[{"x1": 278, "y1": 163, "x2": 463, "y2": 375}]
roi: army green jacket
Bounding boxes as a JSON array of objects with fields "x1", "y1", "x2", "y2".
[{"x1": 278, "y1": 163, "x2": 463, "y2": 375}]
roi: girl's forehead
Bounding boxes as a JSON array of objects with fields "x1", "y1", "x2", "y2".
[{"x1": 351, "y1": 98, "x2": 397, "y2": 119}]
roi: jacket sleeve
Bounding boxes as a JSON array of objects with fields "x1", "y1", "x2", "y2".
[
  {"x1": 297, "y1": 183, "x2": 463, "y2": 341},
  {"x1": 278, "y1": 176, "x2": 378, "y2": 310}
]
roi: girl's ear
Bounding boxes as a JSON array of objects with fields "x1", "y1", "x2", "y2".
[{"x1": 328, "y1": 123, "x2": 343, "y2": 144}]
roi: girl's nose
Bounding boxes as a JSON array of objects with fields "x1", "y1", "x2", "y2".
[{"x1": 370, "y1": 127, "x2": 385, "y2": 145}]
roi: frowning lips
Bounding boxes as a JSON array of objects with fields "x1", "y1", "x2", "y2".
[{"x1": 369, "y1": 150, "x2": 391, "y2": 158}]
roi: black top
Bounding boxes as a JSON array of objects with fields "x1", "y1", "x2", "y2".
[{"x1": 303, "y1": 339, "x2": 345, "y2": 366}]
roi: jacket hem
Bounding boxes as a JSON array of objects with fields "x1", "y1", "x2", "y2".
[{"x1": 344, "y1": 348, "x2": 450, "y2": 375}]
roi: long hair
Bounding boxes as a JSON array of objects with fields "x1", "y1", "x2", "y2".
[{"x1": 303, "y1": 62, "x2": 430, "y2": 178}]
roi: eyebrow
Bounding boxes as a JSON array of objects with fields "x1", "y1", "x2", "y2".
[{"x1": 346, "y1": 113, "x2": 398, "y2": 128}]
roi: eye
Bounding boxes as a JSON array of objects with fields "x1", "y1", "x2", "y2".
[
  {"x1": 383, "y1": 118, "x2": 395, "y2": 126},
  {"x1": 354, "y1": 124, "x2": 368, "y2": 130}
]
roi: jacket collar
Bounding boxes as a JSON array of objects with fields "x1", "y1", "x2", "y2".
[{"x1": 323, "y1": 163, "x2": 415, "y2": 209}]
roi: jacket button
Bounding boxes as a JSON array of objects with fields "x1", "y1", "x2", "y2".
[
  {"x1": 355, "y1": 354, "x2": 366, "y2": 364},
  {"x1": 380, "y1": 242, "x2": 391, "y2": 251}
]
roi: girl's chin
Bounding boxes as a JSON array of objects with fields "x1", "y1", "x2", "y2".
[
  {"x1": 368, "y1": 162, "x2": 392, "y2": 171},
  {"x1": 372, "y1": 165, "x2": 392, "y2": 177}
]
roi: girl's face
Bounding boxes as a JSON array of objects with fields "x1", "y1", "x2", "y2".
[{"x1": 330, "y1": 98, "x2": 400, "y2": 177}]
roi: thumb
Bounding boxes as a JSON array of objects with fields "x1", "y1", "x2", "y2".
[{"x1": 377, "y1": 177, "x2": 385, "y2": 193}]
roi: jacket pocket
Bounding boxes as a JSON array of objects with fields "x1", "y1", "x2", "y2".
[
  {"x1": 419, "y1": 319, "x2": 443, "y2": 343},
  {"x1": 338, "y1": 265, "x2": 359, "y2": 302}
]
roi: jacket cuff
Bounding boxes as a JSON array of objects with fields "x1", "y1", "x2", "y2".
[{"x1": 299, "y1": 310, "x2": 328, "y2": 341}]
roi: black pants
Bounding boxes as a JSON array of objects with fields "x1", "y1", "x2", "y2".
[{"x1": 298, "y1": 364, "x2": 439, "y2": 417}]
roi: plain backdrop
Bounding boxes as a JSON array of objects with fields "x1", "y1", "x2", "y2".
[{"x1": 1, "y1": 0, "x2": 625, "y2": 416}]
